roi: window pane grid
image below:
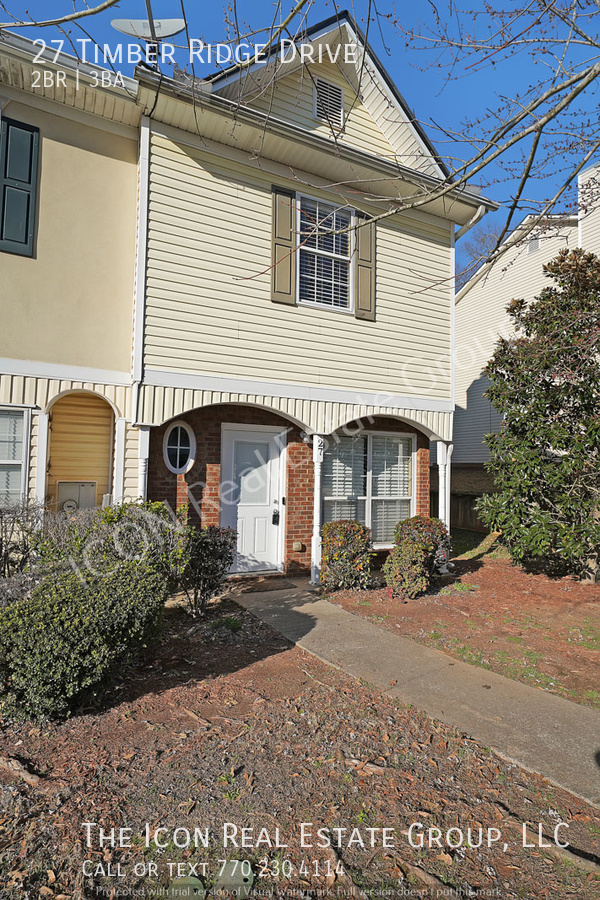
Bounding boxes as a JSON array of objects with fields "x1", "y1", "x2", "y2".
[
  {"x1": 299, "y1": 197, "x2": 351, "y2": 310},
  {"x1": 166, "y1": 425, "x2": 192, "y2": 472},
  {"x1": 322, "y1": 433, "x2": 414, "y2": 544},
  {"x1": 0, "y1": 410, "x2": 25, "y2": 504}
]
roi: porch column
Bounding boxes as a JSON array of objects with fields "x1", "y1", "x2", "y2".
[
  {"x1": 35, "y1": 412, "x2": 49, "y2": 506},
  {"x1": 137, "y1": 426, "x2": 150, "y2": 501},
  {"x1": 310, "y1": 434, "x2": 326, "y2": 584},
  {"x1": 437, "y1": 441, "x2": 452, "y2": 531},
  {"x1": 445, "y1": 443, "x2": 454, "y2": 532},
  {"x1": 112, "y1": 417, "x2": 127, "y2": 504}
]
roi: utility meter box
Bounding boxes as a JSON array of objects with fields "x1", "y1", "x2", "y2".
[{"x1": 57, "y1": 482, "x2": 96, "y2": 511}]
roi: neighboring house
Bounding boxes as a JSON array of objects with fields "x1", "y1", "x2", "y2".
[
  {"x1": 0, "y1": 14, "x2": 494, "y2": 578},
  {"x1": 448, "y1": 163, "x2": 600, "y2": 528},
  {"x1": 0, "y1": 34, "x2": 141, "y2": 514}
]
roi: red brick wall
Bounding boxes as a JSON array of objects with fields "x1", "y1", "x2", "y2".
[
  {"x1": 147, "y1": 406, "x2": 431, "y2": 575},
  {"x1": 147, "y1": 404, "x2": 314, "y2": 573}
]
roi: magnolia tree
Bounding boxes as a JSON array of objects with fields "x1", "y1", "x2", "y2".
[{"x1": 478, "y1": 248, "x2": 600, "y2": 578}]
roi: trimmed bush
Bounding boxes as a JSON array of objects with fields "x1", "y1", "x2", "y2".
[
  {"x1": 180, "y1": 525, "x2": 237, "y2": 617},
  {"x1": 383, "y1": 541, "x2": 430, "y2": 600},
  {"x1": 0, "y1": 561, "x2": 167, "y2": 720},
  {"x1": 384, "y1": 516, "x2": 451, "y2": 600},
  {"x1": 393, "y1": 516, "x2": 451, "y2": 575},
  {"x1": 35, "y1": 501, "x2": 182, "y2": 590},
  {"x1": 320, "y1": 520, "x2": 373, "y2": 591}
]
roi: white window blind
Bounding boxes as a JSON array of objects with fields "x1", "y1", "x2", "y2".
[
  {"x1": 314, "y1": 79, "x2": 344, "y2": 128},
  {"x1": 299, "y1": 197, "x2": 352, "y2": 309},
  {"x1": 0, "y1": 409, "x2": 25, "y2": 505},
  {"x1": 323, "y1": 433, "x2": 413, "y2": 543}
]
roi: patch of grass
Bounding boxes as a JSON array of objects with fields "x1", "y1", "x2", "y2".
[
  {"x1": 450, "y1": 529, "x2": 508, "y2": 561},
  {"x1": 584, "y1": 690, "x2": 600, "y2": 709},
  {"x1": 439, "y1": 580, "x2": 477, "y2": 595},
  {"x1": 506, "y1": 635, "x2": 524, "y2": 644},
  {"x1": 567, "y1": 621, "x2": 600, "y2": 650},
  {"x1": 211, "y1": 615, "x2": 243, "y2": 632}
]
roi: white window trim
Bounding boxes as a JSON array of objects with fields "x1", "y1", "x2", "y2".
[
  {"x1": 312, "y1": 78, "x2": 345, "y2": 130},
  {"x1": 0, "y1": 405, "x2": 31, "y2": 504},
  {"x1": 295, "y1": 192, "x2": 355, "y2": 314},
  {"x1": 322, "y1": 430, "x2": 417, "y2": 549},
  {"x1": 163, "y1": 420, "x2": 196, "y2": 475}
]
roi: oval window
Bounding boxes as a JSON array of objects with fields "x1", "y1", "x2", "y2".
[{"x1": 163, "y1": 421, "x2": 195, "y2": 474}]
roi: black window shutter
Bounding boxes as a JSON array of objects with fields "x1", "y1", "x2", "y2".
[{"x1": 0, "y1": 118, "x2": 39, "y2": 257}]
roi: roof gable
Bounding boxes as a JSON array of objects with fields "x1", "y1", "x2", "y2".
[{"x1": 210, "y1": 13, "x2": 446, "y2": 178}]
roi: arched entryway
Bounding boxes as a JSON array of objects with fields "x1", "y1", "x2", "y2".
[{"x1": 46, "y1": 392, "x2": 115, "y2": 511}]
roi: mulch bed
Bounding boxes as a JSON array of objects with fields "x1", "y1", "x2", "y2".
[
  {"x1": 328, "y1": 557, "x2": 600, "y2": 709},
  {"x1": 0, "y1": 597, "x2": 599, "y2": 899}
]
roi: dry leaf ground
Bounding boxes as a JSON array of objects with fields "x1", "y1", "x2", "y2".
[
  {"x1": 0, "y1": 595, "x2": 598, "y2": 899},
  {"x1": 330, "y1": 533, "x2": 600, "y2": 709}
]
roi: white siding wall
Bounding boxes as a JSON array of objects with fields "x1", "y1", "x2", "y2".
[
  {"x1": 453, "y1": 225, "x2": 577, "y2": 464},
  {"x1": 579, "y1": 163, "x2": 600, "y2": 255},
  {"x1": 145, "y1": 132, "x2": 453, "y2": 404}
]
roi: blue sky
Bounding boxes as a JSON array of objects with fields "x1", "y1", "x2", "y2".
[{"x1": 4, "y1": 1, "x2": 599, "y2": 267}]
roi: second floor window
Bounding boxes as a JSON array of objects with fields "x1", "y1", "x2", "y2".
[{"x1": 298, "y1": 197, "x2": 353, "y2": 310}]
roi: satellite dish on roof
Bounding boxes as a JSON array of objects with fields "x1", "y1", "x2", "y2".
[{"x1": 111, "y1": 18, "x2": 186, "y2": 40}]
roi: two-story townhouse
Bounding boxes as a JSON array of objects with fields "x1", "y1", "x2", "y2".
[
  {"x1": 1, "y1": 14, "x2": 495, "y2": 580},
  {"x1": 0, "y1": 33, "x2": 142, "y2": 514},
  {"x1": 448, "y1": 163, "x2": 600, "y2": 528},
  {"x1": 131, "y1": 13, "x2": 495, "y2": 577}
]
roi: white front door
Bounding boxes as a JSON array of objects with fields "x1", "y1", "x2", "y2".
[{"x1": 221, "y1": 425, "x2": 285, "y2": 573}]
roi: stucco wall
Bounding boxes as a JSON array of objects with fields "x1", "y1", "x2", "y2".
[{"x1": 0, "y1": 99, "x2": 137, "y2": 373}]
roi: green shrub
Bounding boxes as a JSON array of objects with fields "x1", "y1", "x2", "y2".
[
  {"x1": 393, "y1": 516, "x2": 451, "y2": 575},
  {"x1": 35, "y1": 502, "x2": 182, "y2": 589},
  {"x1": 180, "y1": 525, "x2": 237, "y2": 617},
  {"x1": 0, "y1": 561, "x2": 167, "y2": 720},
  {"x1": 320, "y1": 520, "x2": 373, "y2": 591},
  {"x1": 383, "y1": 516, "x2": 451, "y2": 600},
  {"x1": 383, "y1": 541, "x2": 430, "y2": 600}
]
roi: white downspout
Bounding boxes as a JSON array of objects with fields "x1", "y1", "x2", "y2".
[{"x1": 132, "y1": 115, "x2": 150, "y2": 425}]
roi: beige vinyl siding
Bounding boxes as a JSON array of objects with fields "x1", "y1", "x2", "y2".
[
  {"x1": 123, "y1": 423, "x2": 139, "y2": 499},
  {"x1": 145, "y1": 134, "x2": 452, "y2": 402},
  {"x1": 225, "y1": 61, "x2": 439, "y2": 174},
  {"x1": 46, "y1": 393, "x2": 114, "y2": 508},
  {"x1": 246, "y1": 62, "x2": 397, "y2": 161},
  {"x1": 137, "y1": 382, "x2": 453, "y2": 439},
  {"x1": 454, "y1": 226, "x2": 576, "y2": 463},
  {"x1": 0, "y1": 374, "x2": 130, "y2": 419}
]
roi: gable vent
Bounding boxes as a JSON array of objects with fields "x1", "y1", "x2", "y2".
[{"x1": 314, "y1": 79, "x2": 344, "y2": 128}]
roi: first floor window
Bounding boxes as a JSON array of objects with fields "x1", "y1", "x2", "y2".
[
  {"x1": 0, "y1": 409, "x2": 26, "y2": 505},
  {"x1": 298, "y1": 196, "x2": 352, "y2": 310},
  {"x1": 163, "y1": 421, "x2": 196, "y2": 474},
  {"x1": 322, "y1": 432, "x2": 414, "y2": 544}
]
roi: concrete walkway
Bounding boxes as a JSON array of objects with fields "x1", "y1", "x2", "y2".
[{"x1": 234, "y1": 582, "x2": 600, "y2": 806}]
